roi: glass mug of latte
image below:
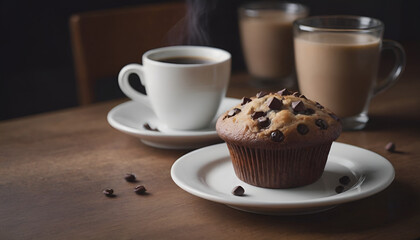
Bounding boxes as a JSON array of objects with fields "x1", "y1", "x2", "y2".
[
  {"x1": 294, "y1": 15, "x2": 406, "y2": 130},
  {"x1": 239, "y1": 1, "x2": 308, "y2": 87}
]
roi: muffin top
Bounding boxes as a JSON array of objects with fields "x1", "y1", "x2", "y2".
[{"x1": 216, "y1": 89, "x2": 342, "y2": 148}]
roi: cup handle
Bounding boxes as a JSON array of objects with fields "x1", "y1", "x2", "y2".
[
  {"x1": 373, "y1": 40, "x2": 406, "y2": 96},
  {"x1": 118, "y1": 63, "x2": 150, "y2": 106}
]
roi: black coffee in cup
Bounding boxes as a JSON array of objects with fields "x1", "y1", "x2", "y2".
[{"x1": 157, "y1": 56, "x2": 213, "y2": 64}]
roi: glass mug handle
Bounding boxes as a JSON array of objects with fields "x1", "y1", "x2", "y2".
[
  {"x1": 373, "y1": 40, "x2": 406, "y2": 95},
  {"x1": 118, "y1": 63, "x2": 151, "y2": 107}
]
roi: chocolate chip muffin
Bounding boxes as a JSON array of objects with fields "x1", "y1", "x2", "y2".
[{"x1": 216, "y1": 89, "x2": 342, "y2": 188}]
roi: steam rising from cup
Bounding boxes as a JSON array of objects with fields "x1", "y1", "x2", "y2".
[{"x1": 166, "y1": 0, "x2": 217, "y2": 46}]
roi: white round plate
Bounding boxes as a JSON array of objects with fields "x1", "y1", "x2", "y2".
[
  {"x1": 171, "y1": 142, "x2": 395, "y2": 215},
  {"x1": 107, "y1": 98, "x2": 240, "y2": 149}
]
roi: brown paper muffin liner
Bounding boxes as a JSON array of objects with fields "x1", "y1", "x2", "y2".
[{"x1": 226, "y1": 142, "x2": 333, "y2": 189}]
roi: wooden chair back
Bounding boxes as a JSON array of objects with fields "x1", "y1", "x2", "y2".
[{"x1": 70, "y1": 2, "x2": 186, "y2": 105}]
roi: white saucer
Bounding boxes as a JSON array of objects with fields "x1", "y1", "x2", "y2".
[
  {"x1": 107, "y1": 98, "x2": 240, "y2": 149},
  {"x1": 171, "y1": 142, "x2": 395, "y2": 215}
]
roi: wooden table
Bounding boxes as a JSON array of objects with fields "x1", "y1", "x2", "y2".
[{"x1": 1, "y1": 52, "x2": 420, "y2": 240}]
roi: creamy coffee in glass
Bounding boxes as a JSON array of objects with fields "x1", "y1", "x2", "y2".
[
  {"x1": 294, "y1": 16, "x2": 405, "y2": 130},
  {"x1": 239, "y1": 2, "x2": 308, "y2": 87}
]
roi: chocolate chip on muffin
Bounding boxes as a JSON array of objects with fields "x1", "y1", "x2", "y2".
[
  {"x1": 270, "y1": 130, "x2": 285, "y2": 142},
  {"x1": 297, "y1": 124, "x2": 309, "y2": 135},
  {"x1": 251, "y1": 111, "x2": 266, "y2": 120},
  {"x1": 227, "y1": 108, "x2": 241, "y2": 118},
  {"x1": 292, "y1": 100, "x2": 306, "y2": 113},
  {"x1": 301, "y1": 108, "x2": 315, "y2": 115},
  {"x1": 315, "y1": 119, "x2": 328, "y2": 130},
  {"x1": 267, "y1": 97, "x2": 283, "y2": 110},
  {"x1": 241, "y1": 97, "x2": 252, "y2": 106},
  {"x1": 257, "y1": 116, "x2": 270, "y2": 129},
  {"x1": 329, "y1": 113, "x2": 340, "y2": 121},
  {"x1": 256, "y1": 91, "x2": 268, "y2": 98},
  {"x1": 277, "y1": 88, "x2": 291, "y2": 96},
  {"x1": 315, "y1": 102, "x2": 324, "y2": 109}
]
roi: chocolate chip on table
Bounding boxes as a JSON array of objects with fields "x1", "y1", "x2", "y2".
[
  {"x1": 297, "y1": 124, "x2": 309, "y2": 135},
  {"x1": 143, "y1": 123, "x2": 159, "y2": 132},
  {"x1": 257, "y1": 116, "x2": 270, "y2": 129},
  {"x1": 315, "y1": 119, "x2": 328, "y2": 130},
  {"x1": 277, "y1": 88, "x2": 291, "y2": 96},
  {"x1": 291, "y1": 100, "x2": 306, "y2": 112},
  {"x1": 256, "y1": 91, "x2": 268, "y2": 98},
  {"x1": 385, "y1": 142, "x2": 396, "y2": 152},
  {"x1": 270, "y1": 130, "x2": 285, "y2": 142},
  {"x1": 232, "y1": 186, "x2": 245, "y2": 196},
  {"x1": 335, "y1": 185, "x2": 344, "y2": 194},
  {"x1": 228, "y1": 108, "x2": 241, "y2": 118},
  {"x1": 241, "y1": 97, "x2": 252, "y2": 105},
  {"x1": 103, "y1": 188, "x2": 115, "y2": 197},
  {"x1": 124, "y1": 173, "x2": 136, "y2": 183},
  {"x1": 251, "y1": 111, "x2": 266, "y2": 120},
  {"x1": 339, "y1": 176, "x2": 351, "y2": 185},
  {"x1": 267, "y1": 97, "x2": 283, "y2": 110},
  {"x1": 134, "y1": 185, "x2": 147, "y2": 195}
]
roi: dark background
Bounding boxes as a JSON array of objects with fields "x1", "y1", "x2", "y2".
[{"x1": 1, "y1": 0, "x2": 419, "y2": 120}]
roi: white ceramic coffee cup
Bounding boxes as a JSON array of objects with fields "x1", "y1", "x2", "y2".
[{"x1": 118, "y1": 46, "x2": 231, "y2": 131}]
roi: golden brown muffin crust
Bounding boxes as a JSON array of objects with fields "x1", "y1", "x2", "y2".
[{"x1": 216, "y1": 90, "x2": 342, "y2": 148}]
